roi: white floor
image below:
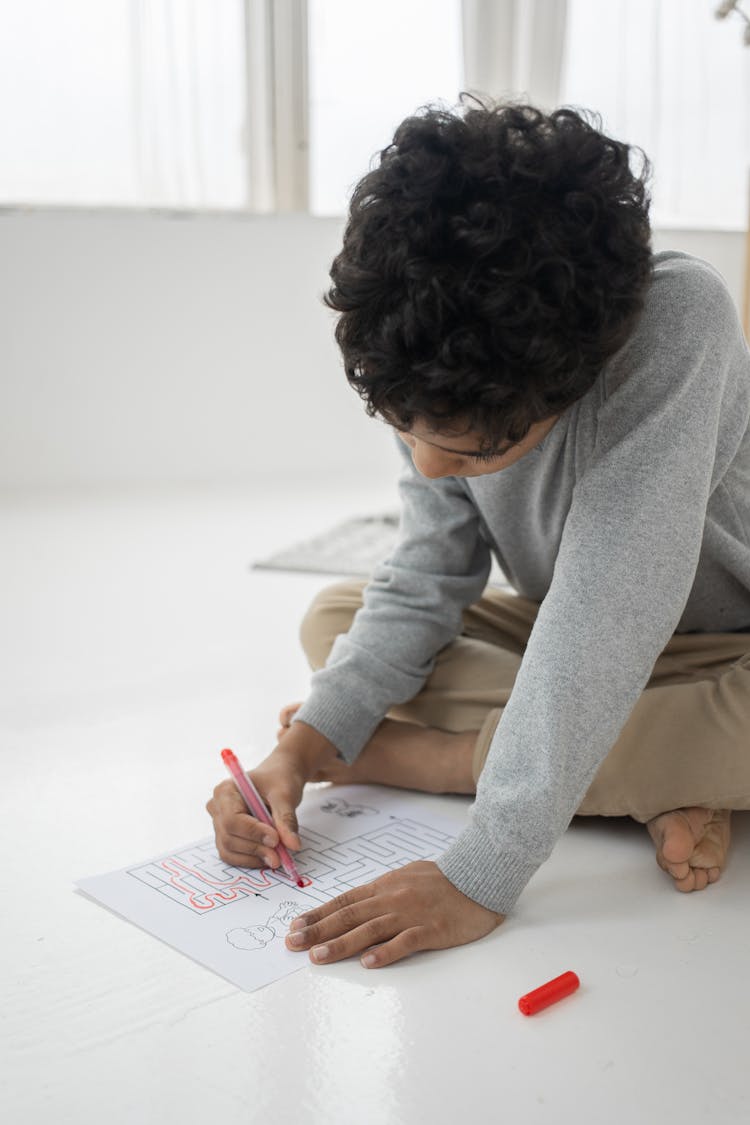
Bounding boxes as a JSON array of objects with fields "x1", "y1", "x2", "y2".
[{"x1": 2, "y1": 478, "x2": 749, "y2": 1125}]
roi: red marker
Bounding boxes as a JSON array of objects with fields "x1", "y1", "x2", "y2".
[
  {"x1": 518, "y1": 971, "x2": 580, "y2": 1016},
  {"x1": 220, "y1": 748, "x2": 305, "y2": 887}
]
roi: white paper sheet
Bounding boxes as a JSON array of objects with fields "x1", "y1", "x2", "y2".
[{"x1": 75, "y1": 785, "x2": 463, "y2": 992}]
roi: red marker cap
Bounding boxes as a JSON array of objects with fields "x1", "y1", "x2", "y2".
[{"x1": 518, "y1": 970, "x2": 580, "y2": 1016}]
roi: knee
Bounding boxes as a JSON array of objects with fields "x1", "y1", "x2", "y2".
[{"x1": 299, "y1": 579, "x2": 366, "y2": 670}]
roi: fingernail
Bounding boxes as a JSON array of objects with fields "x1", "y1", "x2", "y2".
[
  {"x1": 312, "y1": 945, "x2": 329, "y2": 961},
  {"x1": 288, "y1": 931, "x2": 306, "y2": 947},
  {"x1": 262, "y1": 834, "x2": 276, "y2": 847},
  {"x1": 362, "y1": 953, "x2": 377, "y2": 968},
  {"x1": 289, "y1": 917, "x2": 306, "y2": 931}
]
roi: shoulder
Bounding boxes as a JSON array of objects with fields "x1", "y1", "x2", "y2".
[
  {"x1": 646, "y1": 250, "x2": 737, "y2": 327},
  {"x1": 600, "y1": 251, "x2": 744, "y2": 402}
]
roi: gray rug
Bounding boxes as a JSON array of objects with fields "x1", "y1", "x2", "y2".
[
  {"x1": 252, "y1": 512, "x2": 401, "y2": 577},
  {"x1": 252, "y1": 511, "x2": 510, "y2": 586}
]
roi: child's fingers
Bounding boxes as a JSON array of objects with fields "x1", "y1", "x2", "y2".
[
  {"x1": 216, "y1": 832, "x2": 282, "y2": 870},
  {"x1": 266, "y1": 799, "x2": 302, "y2": 852},
  {"x1": 256, "y1": 768, "x2": 306, "y2": 852},
  {"x1": 207, "y1": 777, "x2": 247, "y2": 816},
  {"x1": 224, "y1": 809, "x2": 278, "y2": 849},
  {"x1": 215, "y1": 811, "x2": 283, "y2": 868},
  {"x1": 207, "y1": 761, "x2": 305, "y2": 858},
  {"x1": 206, "y1": 783, "x2": 283, "y2": 864},
  {"x1": 209, "y1": 781, "x2": 281, "y2": 845}
]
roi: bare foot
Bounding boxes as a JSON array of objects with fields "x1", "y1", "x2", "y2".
[
  {"x1": 276, "y1": 703, "x2": 477, "y2": 795},
  {"x1": 646, "y1": 806, "x2": 731, "y2": 892}
]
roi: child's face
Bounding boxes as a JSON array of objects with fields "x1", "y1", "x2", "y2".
[{"x1": 397, "y1": 415, "x2": 560, "y2": 479}]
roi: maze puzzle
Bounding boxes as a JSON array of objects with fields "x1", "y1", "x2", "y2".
[{"x1": 128, "y1": 816, "x2": 455, "y2": 914}]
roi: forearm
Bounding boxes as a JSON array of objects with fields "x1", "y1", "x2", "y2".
[{"x1": 294, "y1": 439, "x2": 492, "y2": 763}]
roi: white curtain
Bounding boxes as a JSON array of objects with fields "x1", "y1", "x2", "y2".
[
  {"x1": 130, "y1": 0, "x2": 308, "y2": 211},
  {"x1": 240, "y1": 0, "x2": 308, "y2": 212},
  {"x1": 461, "y1": 0, "x2": 569, "y2": 111},
  {"x1": 559, "y1": 0, "x2": 750, "y2": 230},
  {"x1": 129, "y1": 0, "x2": 247, "y2": 208},
  {"x1": 3, "y1": 0, "x2": 746, "y2": 223},
  {"x1": 461, "y1": 0, "x2": 750, "y2": 230}
]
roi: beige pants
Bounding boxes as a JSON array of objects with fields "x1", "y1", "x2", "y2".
[{"x1": 300, "y1": 580, "x2": 750, "y2": 823}]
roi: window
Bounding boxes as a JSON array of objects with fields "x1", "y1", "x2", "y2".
[
  {"x1": 307, "y1": 0, "x2": 464, "y2": 215},
  {"x1": 560, "y1": 0, "x2": 750, "y2": 229},
  {"x1": 0, "y1": 0, "x2": 462, "y2": 214},
  {"x1": 2, "y1": 0, "x2": 746, "y2": 228},
  {"x1": 0, "y1": 0, "x2": 247, "y2": 209}
]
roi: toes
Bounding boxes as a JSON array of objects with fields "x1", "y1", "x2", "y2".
[
  {"x1": 659, "y1": 820, "x2": 697, "y2": 867},
  {"x1": 670, "y1": 863, "x2": 713, "y2": 893},
  {"x1": 649, "y1": 810, "x2": 698, "y2": 868},
  {"x1": 663, "y1": 858, "x2": 691, "y2": 882},
  {"x1": 657, "y1": 842, "x2": 708, "y2": 892},
  {"x1": 692, "y1": 867, "x2": 709, "y2": 892},
  {"x1": 649, "y1": 807, "x2": 730, "y2": 893},
  {"x1": 672, "y1": 867, "x2": 700, "y2": 893}
]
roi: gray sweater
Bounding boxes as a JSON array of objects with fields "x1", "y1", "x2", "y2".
[{"x1": 294, "y1": 251, "x2": 750, "y2": 914}]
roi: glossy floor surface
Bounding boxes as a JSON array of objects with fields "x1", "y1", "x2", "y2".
[{"x1": 3, "y1": 480, "x2": 749, "y2": 1125}]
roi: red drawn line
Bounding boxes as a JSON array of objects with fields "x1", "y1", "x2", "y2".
[{"x1": 158, "y1": 858, "x2": 274, "y2": 911}]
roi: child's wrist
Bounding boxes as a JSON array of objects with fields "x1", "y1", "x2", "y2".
[{"x1": 275, "y1": 720, "x2": 340, "y2": 775}]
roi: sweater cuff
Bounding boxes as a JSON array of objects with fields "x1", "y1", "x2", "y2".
[
  {"x1": 436, "y1": 822, "x2": 541, "y2": 915},
  {"x1": 291, "y1": 692, "x2": 385, "y2": 765}
]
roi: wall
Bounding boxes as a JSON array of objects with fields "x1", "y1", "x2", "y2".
[
  {"x1": 0, "y1": 208, "x2": 746, "y2": 489},
  {"x1": 0, "y1": 209, "x2": 396, "y2": 489}
]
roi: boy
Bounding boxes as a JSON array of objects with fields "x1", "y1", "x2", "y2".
[{"x1": 207, "y1": 100, "x2": 750, "y2": 970}]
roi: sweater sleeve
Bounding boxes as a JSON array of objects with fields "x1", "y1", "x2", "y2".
[
  {"x1": 292, "y1": 436, "x2": 492, "y2": 762},
  {"x1": 436, "y1": 261, "x2": 750, "y2": 915}
]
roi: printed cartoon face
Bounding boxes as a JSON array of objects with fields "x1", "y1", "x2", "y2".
[
  {"x1": 272, "y1": 901, "x2": 302, "y2": 927},
  {"x1": 320, "y1": 796, "x2": 377, "y2": 818},
  {"x1": 226, "y1": 924, "x2": 275, "y2": 950}
]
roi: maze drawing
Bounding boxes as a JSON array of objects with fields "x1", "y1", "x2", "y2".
[
  {"x1": 294, "y1": 818, "x2": 454, "y2": 904},
  {"x1": 128, "y1": 841, "x2": 276, "y2": 913},
  {"x1": 127, "y1": 816, "x2": 455, "y2": 915}
]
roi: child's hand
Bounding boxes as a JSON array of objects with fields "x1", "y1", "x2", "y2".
[
  {"x1": 284, "y1": 860, "x2": 505, "y2": 967},
  {"x1": 205, "y1": 722, "x2": 339, "y2": 869}
]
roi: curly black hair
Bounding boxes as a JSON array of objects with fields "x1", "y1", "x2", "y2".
[{"x1": 325, "y1": 96, "x2": 654, "y2": 450}]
